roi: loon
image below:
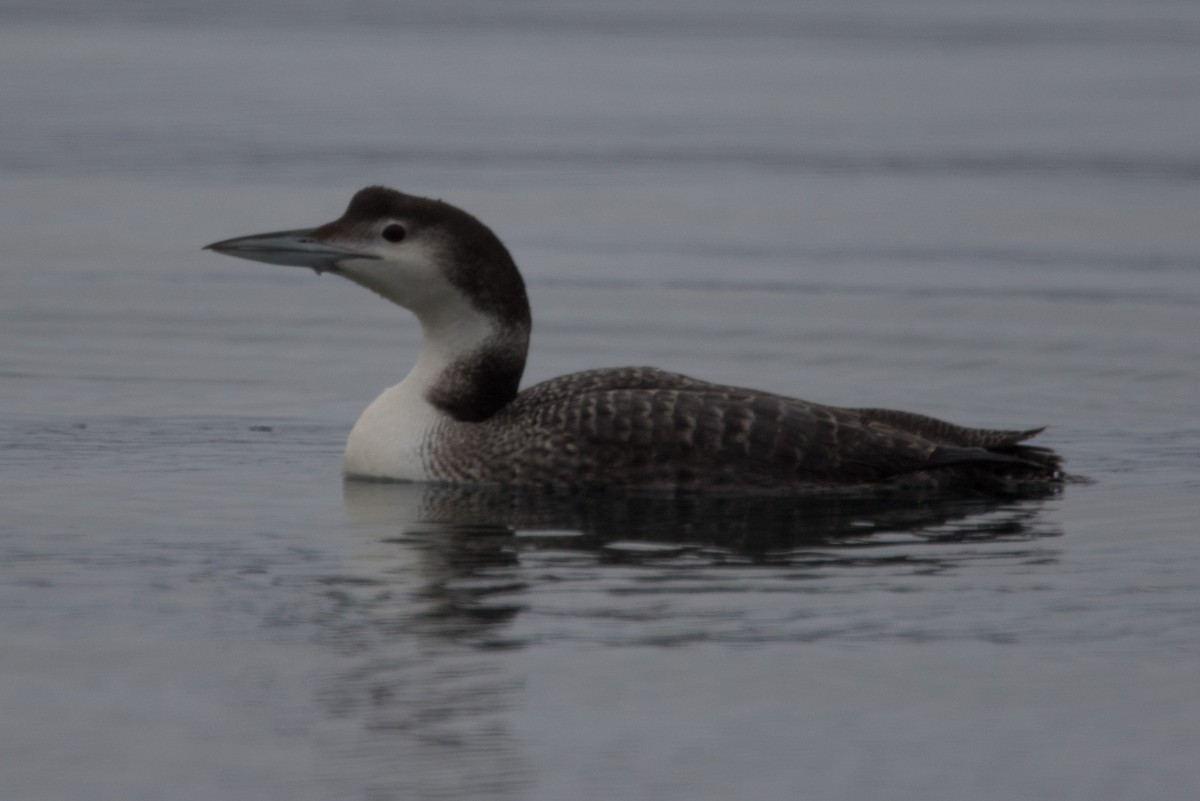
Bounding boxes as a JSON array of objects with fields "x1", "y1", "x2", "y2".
[{"x1": 205, "y1": 186, "x2": 1063, "y2": 493}]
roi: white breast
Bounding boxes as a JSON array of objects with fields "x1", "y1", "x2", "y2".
[{"x1": 343, "y1": 381, "x2": 443, "y2": 481}]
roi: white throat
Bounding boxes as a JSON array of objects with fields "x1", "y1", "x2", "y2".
[
  {"x1": 408, "y1": 294, "x2": 502, "y2": 395},
  {"x1": 343, "y1": 289, "x2": 501, "y2": 481}
]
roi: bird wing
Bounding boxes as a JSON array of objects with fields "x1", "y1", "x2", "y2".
[{"x1": 490, "y1": 368, "x2": 991, "y2": 488}]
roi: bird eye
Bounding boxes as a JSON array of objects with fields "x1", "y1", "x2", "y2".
[{"x1": 381, "y1": 224, "x2": 406, "y2": 243}]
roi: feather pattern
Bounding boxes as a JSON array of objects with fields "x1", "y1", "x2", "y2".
[{"x1": 422, "y1": 367, "x2": 1063, "y2": 492}]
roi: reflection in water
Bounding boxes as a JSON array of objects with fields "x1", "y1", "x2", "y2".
[
  {"x1": 277, "y1": 483, "x2": 1061, "y2": 798},
  {"x1": 341, "y1": 480, "x2": 1064, "y2": 642},
  {"x1": 345, "y1": 480, "x2": 1062, "y2": 540}
]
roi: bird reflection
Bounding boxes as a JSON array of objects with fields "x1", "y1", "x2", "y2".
[
  {"x1": 345, "y1": 480, "x2": 1061, "y2": 548},
  {"x1": 341, "y1": 480, "x2": 1063, "y2": 641},
  {"x1": 297, "y1": 481, "x2": 1063, "y2": 798}
]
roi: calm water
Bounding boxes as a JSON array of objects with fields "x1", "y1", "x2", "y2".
[{"x1": 2, "y1": 2, "x2": 1199, "y2": 799}]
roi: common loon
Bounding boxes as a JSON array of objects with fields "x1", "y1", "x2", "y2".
[{"x1": 205, "y1": 186, "x2": 1063, "y2": 493}]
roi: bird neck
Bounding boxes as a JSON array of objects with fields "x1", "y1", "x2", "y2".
[{"x1": 403, "y1": 299, "x2": 530, "y2": 423}]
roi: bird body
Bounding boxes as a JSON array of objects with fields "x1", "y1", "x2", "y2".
[{"x1": 206, "y1": 186, "x2": 1063, "y2": 494}]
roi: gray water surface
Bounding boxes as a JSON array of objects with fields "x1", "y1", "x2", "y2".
[{"x1": 2, "y1": 3, "x2": 1199, "y2": 800}]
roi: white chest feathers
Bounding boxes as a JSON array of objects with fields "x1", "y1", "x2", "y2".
[{"x1": 343, "y1": 382, "x2": 443, "y2": 481}]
